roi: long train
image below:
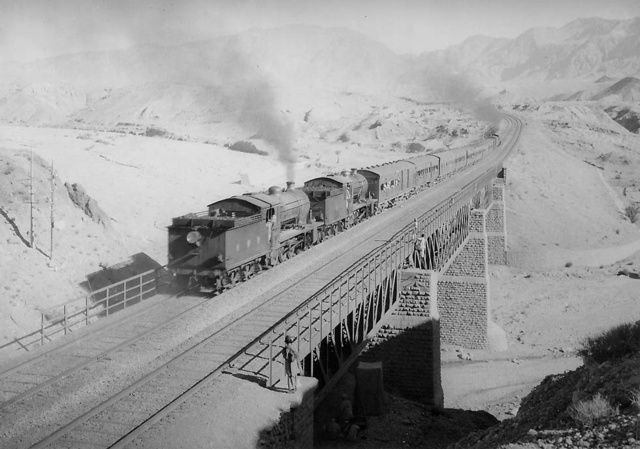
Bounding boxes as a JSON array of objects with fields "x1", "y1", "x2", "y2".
[{"x1": 168, "y1": 135, "x2": 500, "y2": 291}]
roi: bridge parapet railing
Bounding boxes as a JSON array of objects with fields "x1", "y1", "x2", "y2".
[
  {"x1": 230, "y1": 163, "x2": 503, "y2": 390},
  {"x1": 1, "y1": 267, "x2": 171, "y2": 353}
]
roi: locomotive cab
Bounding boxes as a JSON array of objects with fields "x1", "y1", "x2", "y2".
[
  {"x1": 303, "y1": 169, "x2": 369, "y2": 225},
  {"x1": 168, "y1": 196, "x2": 273, "y2": 287},
  {"x1": 168, "y1": 185, "x2": 314, "y2": 290}
]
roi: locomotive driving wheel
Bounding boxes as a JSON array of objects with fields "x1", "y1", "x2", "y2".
[
  {"x1": 241, "y1": 264, "x2": 253, "y2": 280},
  {"x1": 222, "y1": 269, "x2": 240, "y2": 289},
  {"x1": 253, "y1": 258, "x2": 263, "y2": 273},
  {"x1": 226, "y1": 270, "x2": 239, "y2": 287},
  {"x1": 278, "y1": 247, "x2": 289, "y2": 263}
]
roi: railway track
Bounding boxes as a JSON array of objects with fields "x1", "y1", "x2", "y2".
[{"x1": 0, "y1": 115, "x2": 522, "y2": 449}]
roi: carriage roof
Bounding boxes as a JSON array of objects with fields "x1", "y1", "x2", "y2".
[{"x1": 357, "y1": 160, "x2": 416, "y2": 179}]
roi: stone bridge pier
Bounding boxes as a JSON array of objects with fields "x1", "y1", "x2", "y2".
[
  {"x1": 356, "y1": 177, "x2": 508, "y2": 406},
  {"x1": 438, "y1": 178, "x2": 507, "y2": 349},
  {"x1": 437, "y1": 208, "x2": 492, "y2": 348}
]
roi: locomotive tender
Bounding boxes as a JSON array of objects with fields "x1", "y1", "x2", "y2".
[{"x1": 168, "y1": 136, "x2": 499, "y2": 291}]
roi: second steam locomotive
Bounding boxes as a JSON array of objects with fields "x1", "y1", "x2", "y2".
[{"x1": 168, "y1": 137, "x2": 499, "y2": 291}]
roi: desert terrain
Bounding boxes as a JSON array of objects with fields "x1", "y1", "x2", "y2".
[
  {"x1": 1, "y1": 16, "x2": 640, "y2": 448},
  {"x1": 0, "y1": 96, "x2": 489, "y2": 350}
]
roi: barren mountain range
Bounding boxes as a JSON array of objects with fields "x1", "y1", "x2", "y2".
[{"x1": 1, "y1": 17, "x2": 640, "y2": 133}]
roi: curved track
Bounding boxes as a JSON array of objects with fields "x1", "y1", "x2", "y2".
[{"x1": 0, "y1": 115, "x2": 522, "y2": 449}]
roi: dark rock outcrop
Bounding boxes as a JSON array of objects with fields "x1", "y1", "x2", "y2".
[{"x1": 64, "y1": 182, "x2": 111, "y2": 228}]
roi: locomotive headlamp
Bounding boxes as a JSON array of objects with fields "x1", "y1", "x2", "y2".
[{"x1": 186, "y1": 230, "x2": 203, "y2": 246}]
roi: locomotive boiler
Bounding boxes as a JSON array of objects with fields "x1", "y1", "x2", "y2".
[{"x1": 303, "y1": 169, "x2": 372, "y2": 234}]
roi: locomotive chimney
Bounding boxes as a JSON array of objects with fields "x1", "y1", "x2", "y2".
[{"x1": 286, "y1": 181, "x2": 295, "y2": 191}]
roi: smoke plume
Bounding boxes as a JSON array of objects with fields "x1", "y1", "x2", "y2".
[
  {"x1": 239, "y1": 79, "x2": 296, "y2": 182},
  {"x1": 426, "y1": 68, "x2": 502, "y2": 126},
  {"x1": 216, "y1": 37, "x2": 297, "y2": 183}
]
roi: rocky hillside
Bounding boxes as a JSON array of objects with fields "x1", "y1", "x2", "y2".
[
  {"x1": 605, "y1": 104, "x2": 640, "y2": 134},
  {"x1": 539, "y1": 76, "x2": 640, "y2": 133},
  {"x1": 450, "y1": 352, "x2": 640, "y2": 448}
]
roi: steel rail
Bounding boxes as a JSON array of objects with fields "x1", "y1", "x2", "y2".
[
  {"x1": 0, "y1": 289, "x2": 227, "y2": 410},
  {"x1": 2, "y1": 268, "x2": 172, "y2": 354}
]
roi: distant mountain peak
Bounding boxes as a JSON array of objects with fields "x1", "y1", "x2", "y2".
[
  {"x1": 595, "y1": 75, "x2": 616, "y2": 83},
  {"x1": 591, "y1": 76, "x2": 640, "y2": 101}
]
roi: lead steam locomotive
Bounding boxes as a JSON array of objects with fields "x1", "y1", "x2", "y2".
[{"x1": 168, "y1": 136, "x2": 499, "y2": 291}]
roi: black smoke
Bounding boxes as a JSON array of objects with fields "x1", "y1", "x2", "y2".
[
  {"x1": 214, "y1": 36, "x2": 296, "y2": 183},
  {"x1": 426, "y1": 68, "x2": 502, "y2": 126},
  {"x1": 239, "y1": 79, "x2": 296, "y2": 182}
]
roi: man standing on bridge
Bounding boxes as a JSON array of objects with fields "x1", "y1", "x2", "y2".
[
  {"x1": 282, "y1": 335, "x2": 301, "y2": 393},
  {"x1": 414, "y1": 233, "x2": 427, "y2": 269}
]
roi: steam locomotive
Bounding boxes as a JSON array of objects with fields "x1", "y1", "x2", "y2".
[{"x1": 168, "y1": 136, "x2": 499, "y2": 291}]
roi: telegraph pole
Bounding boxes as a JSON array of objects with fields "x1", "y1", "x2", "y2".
[
  {"x1": 29, "y1": 150, "x2": 34, "y2": 248},
  {"x1": 50, "y1": 160, "x2": 54, "y2": 260}
]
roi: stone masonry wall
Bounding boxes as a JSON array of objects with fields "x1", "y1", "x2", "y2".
[
  {"x1": 442, "y1": 238, "x2": 486, "y2": 277},
  {"x1": 438, "y1": 209, "x2": 490, "y2": 349},
  {"x1": 437, "y1": 278, "x2": 488, "y2": 348},
  {"x1": 487, "y1": 181, "x2": 507, "y2": 265},
  {"x1": 358, "y1": 270, "x2": 443, "y2": 407},
  {"x1": 488, "y1": 234, "x2": 506, "y2": 265}
]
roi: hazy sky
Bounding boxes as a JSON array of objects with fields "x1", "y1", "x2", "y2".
[{"x1": 2, "y1": 0, "x2": 640, "y2": 62}]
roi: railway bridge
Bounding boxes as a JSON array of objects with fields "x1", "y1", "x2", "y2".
[
  {"x1": 233, "y1": 161, "x2": 510, "y2": 398},
  {"x1": 0, "y1": 116, "x2": 522, "y2": 449}
]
